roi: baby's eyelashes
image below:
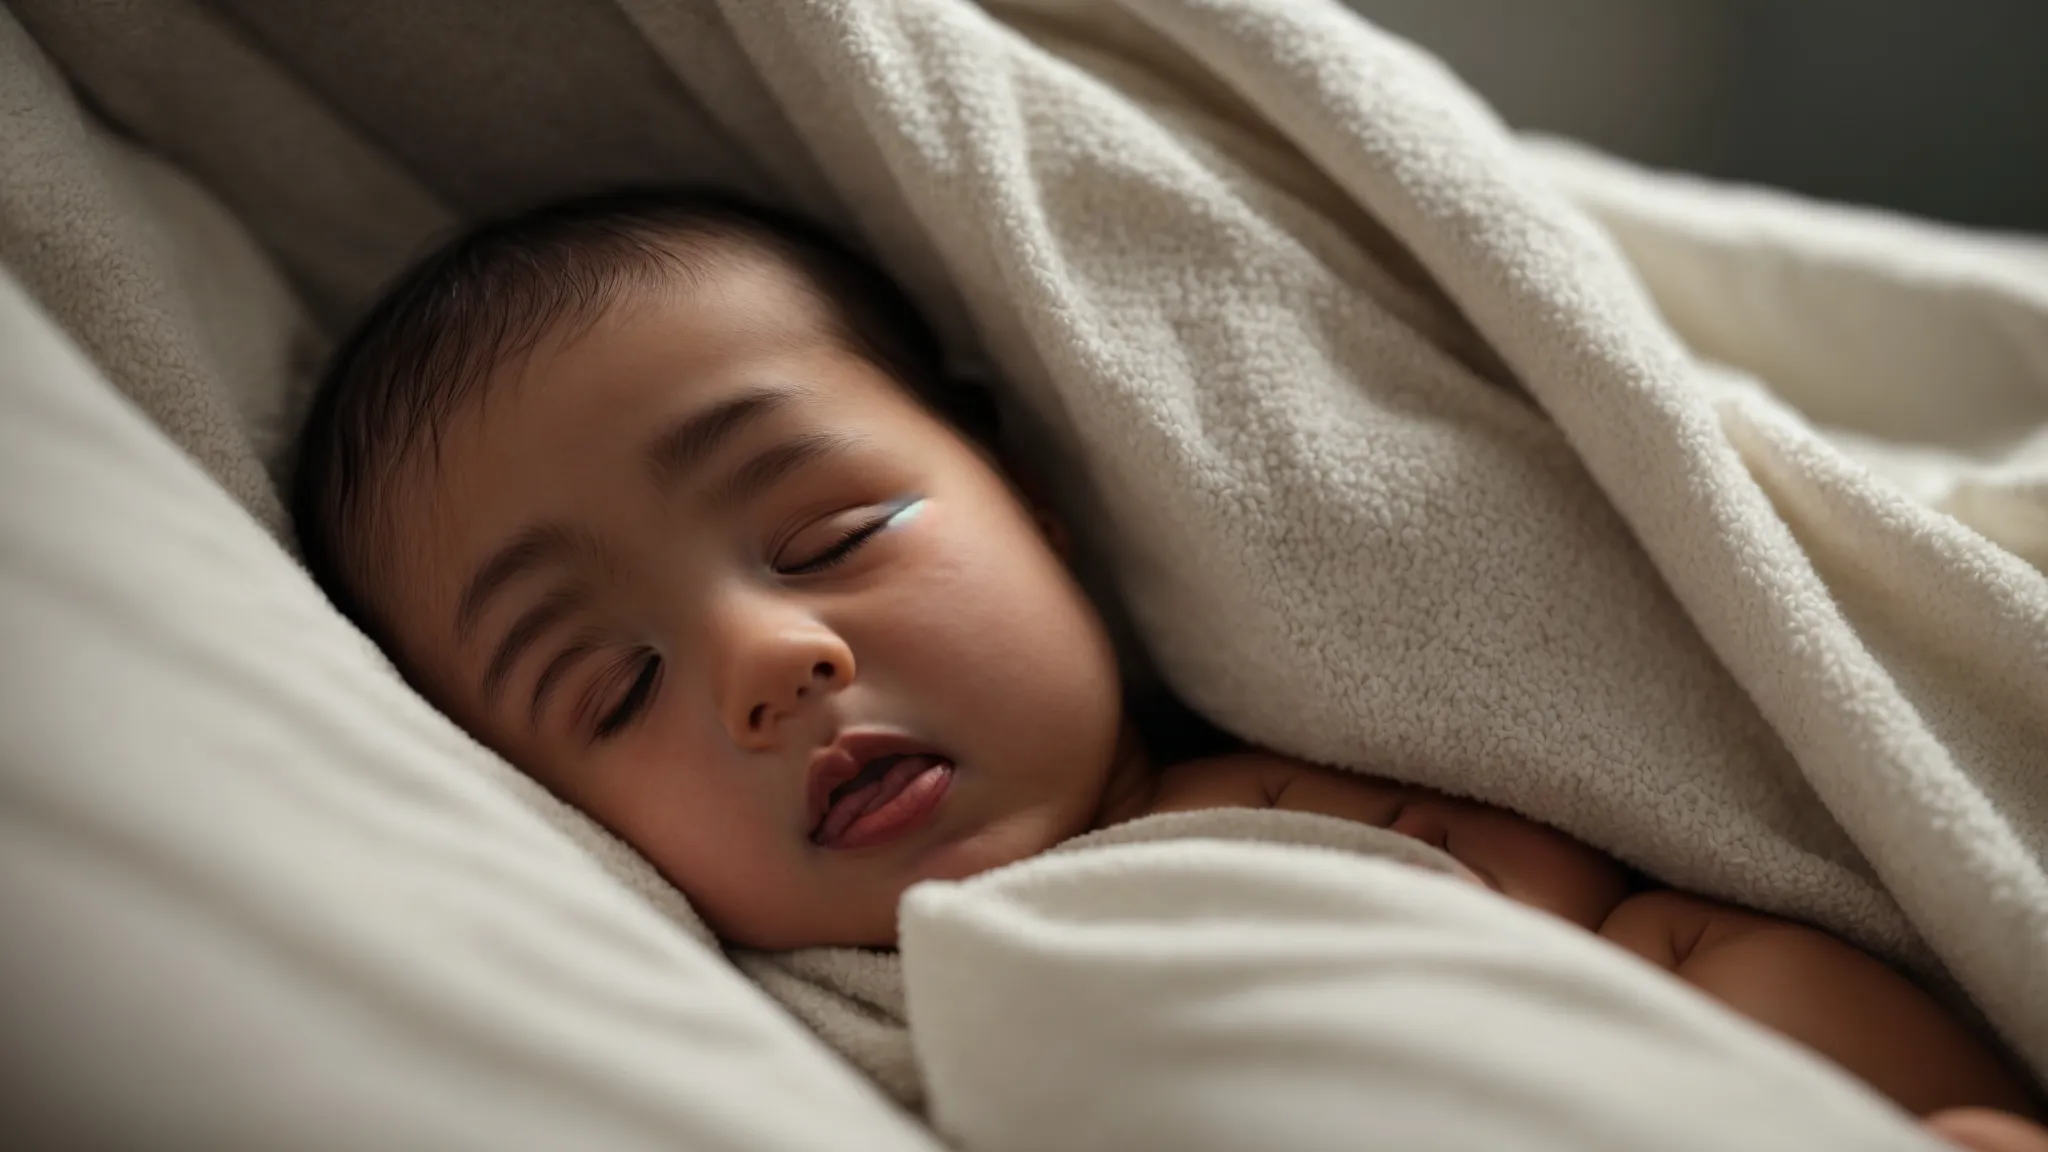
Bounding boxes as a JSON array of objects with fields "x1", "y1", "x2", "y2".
[
  {"x1": 774, "y1": 494, "x2": 926, "y2": 575},
  {"x1": 591, "y1": 649, "x2": 663, "y2": 741},
  {"x1": 884, "y1": 496, "x2": 927, "y2": 529}
]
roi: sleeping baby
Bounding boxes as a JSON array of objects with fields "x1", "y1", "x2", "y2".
[{"x1": 291, "y1": 190, "x2": 2042, "y2": 1148}]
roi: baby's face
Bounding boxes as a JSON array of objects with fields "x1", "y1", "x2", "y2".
[{"x1": 376, "y1": 262, "x2": 1125, "y2": 949}]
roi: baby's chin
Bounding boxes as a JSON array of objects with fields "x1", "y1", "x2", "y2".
[{"x1": 901, "y1": 801, "x2": 1095, "y2": 889}]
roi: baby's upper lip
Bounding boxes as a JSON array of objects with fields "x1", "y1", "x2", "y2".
[{"x1": 804, "y1": 729, "x2": 952, "y2": 837}]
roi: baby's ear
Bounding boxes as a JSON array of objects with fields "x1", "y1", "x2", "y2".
[
  {"x1": 975, "y1": 397, "x2": 1077, "y2": 562},
  {"x1": 1031, "y1": 504, "x2": 1074, "y2": 560},
  {"x1": 995, "y1": 445, "x2": 1074, "y2": 560}
]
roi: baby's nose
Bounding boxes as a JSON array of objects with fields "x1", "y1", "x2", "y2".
[{"x1": 724, "y1": 632, "x2": 854, "y2": 750}]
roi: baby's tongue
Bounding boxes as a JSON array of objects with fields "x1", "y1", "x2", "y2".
[{"x1": 817, "y1": 755, "x2": 940, "y2": 846}]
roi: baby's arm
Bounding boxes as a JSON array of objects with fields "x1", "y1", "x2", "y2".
[
  {"x1": 1599, "y1": 890, "x2": 2036, "y2": 1119},
  {"x1": 1147, "y1": 753, "x2": 1400, "y2": 824},
  {"x1": 1148, "y1": 756, "x2": 2038, "y2": 1120}
]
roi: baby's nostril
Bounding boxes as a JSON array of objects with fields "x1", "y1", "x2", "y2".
[
  {"x1": 812, "y1": 661, "x2": 835, "y2": 681},
  {"x1": 748, "y1": 703, "x2": 767, "y2": 729}
]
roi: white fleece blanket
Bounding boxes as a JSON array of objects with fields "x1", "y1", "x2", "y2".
[
  {"x1": 5, "y1": 0, "x2": 2045, "y2": 1120},
  {"x1": 899, "y1": 814, "x2": 1947, "y2": 1150}
]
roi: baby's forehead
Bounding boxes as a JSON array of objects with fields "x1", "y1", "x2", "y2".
[
  {"x1": 598, "y1": 238, "x2": 844, "y2": 342},
  {"x1": 455, "y1": 267, "x2": 913, "y2": 472},
  {"x1": 457, "y1": 257, "x2": 837, "y2": 424}
]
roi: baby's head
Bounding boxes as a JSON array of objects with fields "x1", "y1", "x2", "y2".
[{"x1": 294, "y1": 190, "x2": 1128, "y2": 949}]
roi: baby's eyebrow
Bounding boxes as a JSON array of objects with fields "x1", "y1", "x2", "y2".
[
  {"x1": 704, "y1": 429, "x2": 867, "y2": 508},
  {"x1": 455, "y1": 522, "x2": 607, "y2": 645},
  {"x1": 642, "y1": 382, "x2": 808, "y2": 490}
]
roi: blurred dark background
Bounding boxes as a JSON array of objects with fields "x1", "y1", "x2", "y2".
[{"x1": 1345, "y1": 0, "x2": 2048, "y2": 232}]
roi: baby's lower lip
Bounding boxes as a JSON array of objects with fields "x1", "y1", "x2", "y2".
[{"x1": 814, "y1": 760, "x2": 954, "y2": 851}]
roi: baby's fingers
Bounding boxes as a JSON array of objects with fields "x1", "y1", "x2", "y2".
[{"x1": 1928, "y1": 1108, "x2": 2048, "y2": 1152}]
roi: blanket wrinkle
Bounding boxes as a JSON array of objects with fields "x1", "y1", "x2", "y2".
[
  {"x1": 11, "y1": 0, "x2": 455, "y2": 330},
  {"x1": 898, "y1": 832, "x2": 1951, "y2": 1151},
  {"x1": 7, "y1": 0, "x2": 2044, "y2": 1118},
  {"x1": 0, "y1": 9, "x2": 283, "y2": 530}
]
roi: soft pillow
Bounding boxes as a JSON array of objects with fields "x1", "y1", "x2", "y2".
[{"x1": 0, "y1": 269, "x2": 938, "y2": 1148}]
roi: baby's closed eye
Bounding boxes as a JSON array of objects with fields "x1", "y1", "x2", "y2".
[
  {"x1": 590, "y1": 648, "x2": 663, "y2": 741},
  {"x1": 773, "y1": 495, "x2": 924, "y2": 575}
]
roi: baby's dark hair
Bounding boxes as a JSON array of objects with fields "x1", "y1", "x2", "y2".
[{"x1": 291, "y1": 188, "x2": 992, "y2": 647}]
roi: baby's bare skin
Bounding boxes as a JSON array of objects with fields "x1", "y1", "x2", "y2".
[{"x1": 1121, "y1": 752, "x2": 2040, "y2": 1127}]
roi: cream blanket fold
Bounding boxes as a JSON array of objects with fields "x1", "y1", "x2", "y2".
[
  {"x1": 896, "y1": 820, "x2": 1947, "y2": 1151},
  {"x1": 6, "y1": 0, "x2": 2044, "y2": 1117}
]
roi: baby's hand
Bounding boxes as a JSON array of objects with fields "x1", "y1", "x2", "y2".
[
  {"x1": 1601, "y1": 891, "x2": 2037, "y2": 1120},
  {"x1": 1928, "y1": 1109, "x2": 2048, "y2": 1152}
]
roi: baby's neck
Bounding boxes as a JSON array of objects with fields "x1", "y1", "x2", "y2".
[{"x1": 1087, "y1": 720, "x2": 1160, "y2": 832}]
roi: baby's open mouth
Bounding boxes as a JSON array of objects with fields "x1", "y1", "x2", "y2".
[{"x1": 811, "y1": 753, "x2": 954, "y2": 850}]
